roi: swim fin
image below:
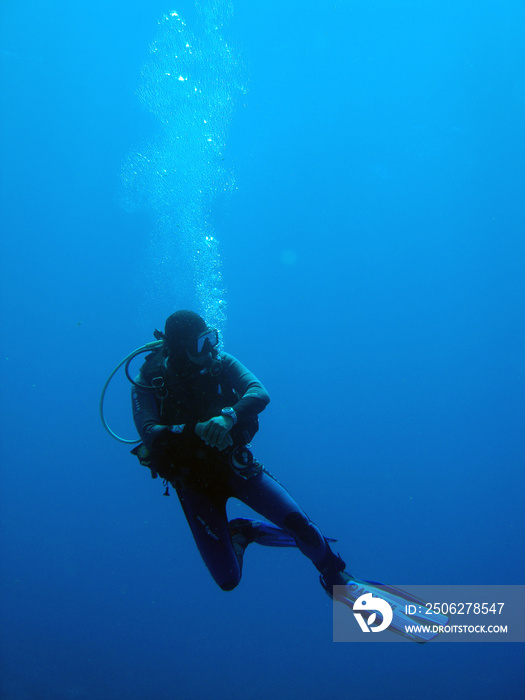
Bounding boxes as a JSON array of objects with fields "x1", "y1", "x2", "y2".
[{"x1": 325, "y1": 575, "x2": 449, "y2": 644}]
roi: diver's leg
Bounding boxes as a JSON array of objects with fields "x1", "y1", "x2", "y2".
[
  {"x1": 232, "y1": 469, "x2": 346, "y2": 582},
  {"x1": 174, "y1": 481, "x2": 241, "y2": 591}
]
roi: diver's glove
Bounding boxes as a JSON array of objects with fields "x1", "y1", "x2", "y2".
[
  {"x1": 147, "y1": 424, "x2": 186, "y2": 451},
  {"x1": 195, "y1": 416, "x2": 233, "y2": 451}
]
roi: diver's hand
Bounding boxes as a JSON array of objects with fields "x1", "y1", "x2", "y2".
[
  {"x1": 149, "y1": 424, "x2": 179, "y2": 449},
  {"x1": 195, "y1": 416, "x2": 234, "y2": 451}
]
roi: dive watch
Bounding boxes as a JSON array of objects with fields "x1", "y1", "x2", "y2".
[{"x1": 221, "y1": 407, "x2": 238, "y2": 425}]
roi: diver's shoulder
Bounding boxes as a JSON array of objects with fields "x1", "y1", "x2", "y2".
[{"x1": 218, "y1": 350, "x2": 237, "y2": 366}]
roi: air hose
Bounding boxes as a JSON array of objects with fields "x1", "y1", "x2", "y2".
[{"x1": 99, "y1": 339, "x2": 163, "y2": 443}]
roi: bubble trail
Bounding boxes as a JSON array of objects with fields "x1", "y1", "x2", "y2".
[{"x1": 121, "y1": 1, "x2": 244, "y2": 331}]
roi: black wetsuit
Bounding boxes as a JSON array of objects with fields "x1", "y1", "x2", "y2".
[{"x1": 131, "y1": 349, "x2": 339, "y2": 590}]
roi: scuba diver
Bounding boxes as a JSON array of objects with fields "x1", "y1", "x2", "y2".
[
  {"x1": 101, "y1": 310, "x2": 449, "y2": 641},
  {"x1": 128, "y1": 310, "x2": 349, "y2": 593}
]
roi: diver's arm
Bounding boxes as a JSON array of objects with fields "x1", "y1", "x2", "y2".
[
  {"x1": 131, "y1": 383, "x2": 165, "y2": 448},
  {"x1": 130, "y1": 372, "x2": 188, "y2": 449},
  {"x1": 195, "y1": 353, "x2": 269, "y2": 450},
  {"x1": 220, "y1": 352, "x2": 270, "y2": 419},
  {"x1": 132, "y1": 371, "x2": 201, "y2": 451}
]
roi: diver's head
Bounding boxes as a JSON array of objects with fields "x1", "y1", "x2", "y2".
[{"x1": 164, "y1": 310, "x2": 219, "y2": 365}]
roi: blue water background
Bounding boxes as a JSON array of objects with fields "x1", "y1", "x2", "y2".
[{"x1": 1, "y1": 1, "x2": 524, "y2": 698}]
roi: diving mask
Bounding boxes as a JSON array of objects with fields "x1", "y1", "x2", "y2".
[{"x1": 195, "y1": 328, "x2": 219, "y2": 356}]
